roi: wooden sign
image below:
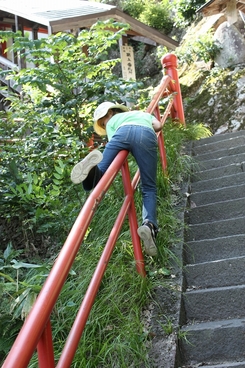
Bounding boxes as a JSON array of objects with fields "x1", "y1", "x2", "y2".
[{"x1": 120, "y1": 45, "x2": 136, "y2": 80}]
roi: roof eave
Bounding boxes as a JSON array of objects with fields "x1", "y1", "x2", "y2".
[
  {"x1": 49, "y1": 8, "x2": 179, "y2": 49},
  {"x1": 197, "y1": 0, "x2": 217, "y2": 13},
  {"x1": 0, "y1": 4, "x2": 51, "y2": 26}
]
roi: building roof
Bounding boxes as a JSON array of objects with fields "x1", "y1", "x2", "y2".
[
  {"x1": 197, "y1": 0, "x2": 245, "y2": 16},
  {"x1": 0, "y1": 0, "x2": 178, "y2": 49}
]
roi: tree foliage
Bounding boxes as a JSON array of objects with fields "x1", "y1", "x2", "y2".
[
  {"x1": 1, "y1": 21, "x2": 142, "y2": 137},
  {"x1": 116, "y1": 0, "x2": 174, "y2": 33},
  {"x1": 0, "y1": 20, "x2": 145, "y2": 254},
  {"x1": 138, "y1": 0, "x2": 173, "y2": 33},
  {"x1": 173, "y1": 0, "x2": 206, "y2": 26}
]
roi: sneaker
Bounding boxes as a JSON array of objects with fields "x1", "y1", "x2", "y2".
[
  {"x1": 137, "y1": 222, "x2": 157, "y2": 256},
  {"x1": 71, "y1": 150, "x2": 103, "y2": 184}
]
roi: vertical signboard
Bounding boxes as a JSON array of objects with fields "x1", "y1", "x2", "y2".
[{"x1": 120, "y1": 45, "x2": 136, "y2": 81}]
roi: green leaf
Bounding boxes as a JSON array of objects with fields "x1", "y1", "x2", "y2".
[
  {"x1": 27, "y1": 183, "x2": 33, "y2": 194},
  {"x1": 11, "y1": 260, "x2": 43, "y2": 269},
  {"x1": 53, "y1": 179, "x2": 60, "y2": 185},
  {"x1": 21, "y1": 291, "x2": 37, "y2": 319},
  {"x1": 3, "y1": 243, "x2": 13, "y2": 261},
  {"x1": 55, "y1": 166, "x2": 63, "y2": 174},
  {"x1": 53, "y1": 172, "x2": 62, "y2": 179},
  {"x1": 0, "y1": 272, "x2": 16, "y2": 283}
]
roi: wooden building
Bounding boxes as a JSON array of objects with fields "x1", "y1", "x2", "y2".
[{"x1": 198, "y1": 0, "x2": 245, "y2": 25}]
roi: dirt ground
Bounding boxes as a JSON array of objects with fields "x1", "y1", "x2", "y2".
[{"x1": 146, "y1": 282, "x2": 182, "y2": 368}]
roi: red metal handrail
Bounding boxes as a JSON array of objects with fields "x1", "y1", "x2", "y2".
[{"x1": 2, "y1": 53, "x2": 185, "y2": 368}]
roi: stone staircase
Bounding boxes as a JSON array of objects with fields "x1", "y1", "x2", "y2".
[{"x1": 176, "y1": 130, "x2": 245, "y2": 368}]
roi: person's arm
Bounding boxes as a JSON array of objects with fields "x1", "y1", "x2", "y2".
[{"x1": 152, "y1": 117, "x2": 162, "y2": 132}]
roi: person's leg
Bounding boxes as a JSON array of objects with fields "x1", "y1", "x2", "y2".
[
  {"x1": 137, "y1": 222, "x2": 157, "y2": 256},
  {"x1": 130, "y1": 127, "x2": 158, "y2": 229},
  {"x1": 71, "y1": 128, "x2": 131, "y2": 191},
  {"x1": 97, "y1": 128, "x2": 131, "y2": 173},
  {"x1": 130, "y1": 126, "x2": 158, "y2": 256},
  {"x1": 71, "y1": 150, "x2": 103, "y2": 187},
  {"x1": 103, "y1": 126, "x2": 158, "y2": 256},
  {"x1": 105, "y1": 125, "x2": 158, "y2": 230},
  {"x1": 86, "y1": 130, "x2": 130, "y2": 189},
  {"x1": 82, "y1": 165, "x2": 103, "y2": 191}
]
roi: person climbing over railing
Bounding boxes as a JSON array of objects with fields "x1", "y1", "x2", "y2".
[{"x1": 71, "y1": 101, "x2": 162, "y2": 257}]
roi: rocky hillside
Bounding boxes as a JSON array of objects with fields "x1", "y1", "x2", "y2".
[
  {"x1": 180, "y1": 62, "x2": 245, "y2": 134},
  {"x1": 177, "y1": 14, "x2": 245, "y2": 134}
]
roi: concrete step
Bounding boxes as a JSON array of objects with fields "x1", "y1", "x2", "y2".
[
  {"x1": 184, "y1": 234, "x2": 245, "y2": 264},
  {"x1": 185, "y1": 216, "x2": 245, "y2": 242},
  {"x1": 179, "y1": 318, "x2": 245, "y2": 365},
  {"x1": 197, "y1": 362, "x2": 245, "y2": 368},
  {"x1": 184, "y1": 256, "x2": 245, "y2": 288},
  {"x1": 192, "y1": 130, "x2": 245, "y2": 148},
  {"x1": 178, "y1": 130, "x2": 245, "y2": 368},
  {"x1": 192, "y1": 132, "x2": 245, "y2": 155},
  {"x1": 194, "y1": 152, "x2": 245, "y2": 171},
  {"x1": 190, "y1": 183, "x2": 245, "y2": 206},
  {"x1": 183, "y1": 284, "x2": 245, "y2": 322},
  {"x1": 190, "y1": 171, "x2": 245, "y2": 193},
  {"x1": 192, "y1": 163, "x2": 244, "y2": 181},
  {"x1": 186, "y1": 197, "x2": 245, "y2": 224},
  {"x1": 194, "y1": 144, "x2": 245, "y2": 161}
]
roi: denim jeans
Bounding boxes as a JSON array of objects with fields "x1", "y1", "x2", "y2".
[{"x1": 83, "y1": 125, "x2": 158, "y2": 229}]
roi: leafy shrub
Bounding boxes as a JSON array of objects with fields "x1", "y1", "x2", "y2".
[
  {"x1": 122, "y1": 0, "x2": 146, "y2": 19},
  {"x1": 173, "y1": 0, "x2": 206, "y2": 26},
  {"x1": 121, "y1": 0, "x2": 173, "y2": 33},
  {"x1": 139, "y1": 1, "x2": 173, "y2": 33},
  {"x1": 176, "y1": 30, "x2": 222, "y2": 65}
]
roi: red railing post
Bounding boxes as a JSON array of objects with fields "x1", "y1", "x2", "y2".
[
  {"x1": 161, "y1": 53, "x2": 185, "y2": 125},
  {"x1": 121, "y1": 161, "x2": 146, "y2": 277},
  {"x1": 157, "y1": 130, "x2": 168, "y2": 173},
  {"x1": 37, "y1": 319, "x2": 55, "y2": 368},
  {"x1": 146, "y1": 76, "x2": 175, "y2": 174}
]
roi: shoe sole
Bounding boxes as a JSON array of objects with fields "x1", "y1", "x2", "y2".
[
  {"x1": 137, "y1": 225, "x2": 157, "y2": 256},
  {"x1": 71, "y1": 150, "x2": 103, "y2": 184}
]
